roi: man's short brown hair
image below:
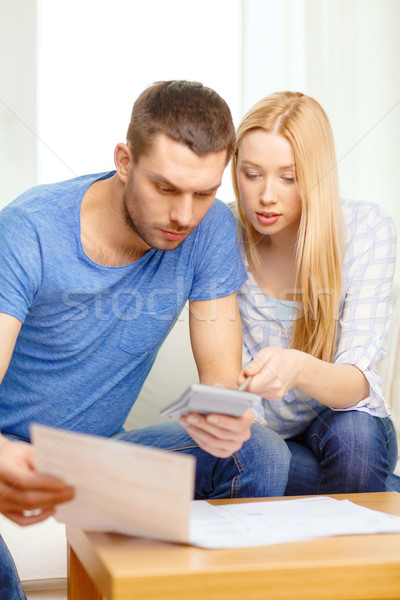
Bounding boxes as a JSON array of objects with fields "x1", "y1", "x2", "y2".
[{"x1": 126, "y1": 80, "x2": 235, "y2": 164}]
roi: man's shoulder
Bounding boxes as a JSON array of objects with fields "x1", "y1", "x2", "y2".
[
  {"x1": 197, "y1": 198, "x2": 236, "y2": 232},
  {"x1": 205, "y1": 197, "x2": 234, "y2": 216},
  {"x1": 3, "y1": 172, "x2": 113, "y2": 217}
]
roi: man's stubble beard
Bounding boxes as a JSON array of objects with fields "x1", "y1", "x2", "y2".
[
  {"x1": 121, "y1": 177, "x2": 155, "y2": 251},
  {"x1": 122, "y1": 187, "x2": 185, "y2": 253}
]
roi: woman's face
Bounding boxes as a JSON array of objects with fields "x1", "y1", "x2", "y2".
[{"x1": 236, "y1": 130, "x2": 301, "y2": 242}]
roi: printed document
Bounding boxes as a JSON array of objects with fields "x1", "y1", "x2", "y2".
[{"x1": 189, "y1": 496, "x2": 400, "y2": 548}]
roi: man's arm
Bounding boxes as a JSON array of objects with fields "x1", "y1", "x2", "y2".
[
  {"x1": 179, "y1": 294, "x2": 254, "y2": 458},
  {"x1": 0, "y1": 313, "x2": 22, "y2": 383},
  {"x1": 189, "y1": 293, "x2": 242, "y2": 387},
  {"x1": 0, "y1": 312, "x2": 74, "y2": 524}
]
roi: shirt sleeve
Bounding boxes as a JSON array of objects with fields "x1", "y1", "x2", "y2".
[
  {"x1": 0, "y1": 206, "x2": 42, "y2": 322},
  {"x1": 188, "y1": 200, "x2": 247, "y2": 301},
  {"x1": 334, "y1": 203, "x2": 397, "y2": 417},
  {"x1": 251, "y1": 396, "x2": 268, "y2": 425}
]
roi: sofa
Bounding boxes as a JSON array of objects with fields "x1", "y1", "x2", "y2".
[{"x1": 1, "y1": 296, "x2": 400, "y2": 599}]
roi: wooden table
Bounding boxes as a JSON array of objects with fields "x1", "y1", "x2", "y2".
[{"x1": 67, "y1": 492, "x2": 400, "y2": 600}]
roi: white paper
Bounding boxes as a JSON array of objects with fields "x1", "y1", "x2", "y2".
[
  {"x1": 189, "y1": 496, "x2": 400, "y2": 548},
  {"x1": 31, "y1": 424, "x2": 195, "y2": 543},
  {"x1": 32, "y1": 424, "x2": 400, "y2": 549}
]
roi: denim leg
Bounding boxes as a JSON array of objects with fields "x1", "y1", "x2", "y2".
[
  {"x1": 285, "y1": 408, "x2": 398, "y2": 494},
  {"x1": 286, "y1": 436, "x2": 400, "y2": 495},
  {"x1": 0, "y1": 435, "x2": 27, "y2": 600},
  {"x1": 284, "y1": 441, "x2": 322, "y2": 496},
  {"x1": 0, "y1": 535, "x2": 27, "y2": 600},
  {"x1": 114, "y1": 421, "x2": 290, "y2": 498},
  {"x1": 386, "y1": 472, "x2": 400, "y2": 492}
]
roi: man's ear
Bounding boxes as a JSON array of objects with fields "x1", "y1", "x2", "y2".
[{"x1": 114, "y1": 143, "x2": 134, "y2": 183}]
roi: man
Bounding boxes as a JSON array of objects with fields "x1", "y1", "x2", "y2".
[{"x1": 0, "y1": 81, "x2": 290, "y2": 596}]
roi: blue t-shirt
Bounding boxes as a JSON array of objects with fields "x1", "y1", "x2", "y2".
[{"x1": 0, "y1": 172, "x2": 246, "y2": 440}]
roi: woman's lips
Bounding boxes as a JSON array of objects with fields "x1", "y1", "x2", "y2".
[{"x1": 256, "y1": 212, "x2": 281, "y2": 225}]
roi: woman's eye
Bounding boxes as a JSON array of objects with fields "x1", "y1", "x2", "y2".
[
  {"x1": 244, "y1": 172, "x2": 260, "y2": 180},
  {"x1": 282, "y1": 176, "x2": 295, "y2": 183}
]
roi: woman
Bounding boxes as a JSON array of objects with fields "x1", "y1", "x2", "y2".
[{"x1": 232, "y1": 91, "x2": 399, "y2": 493}]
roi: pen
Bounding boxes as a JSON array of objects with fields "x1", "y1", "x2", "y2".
[{"x1": 238, "y1": 376, "x2": 253, "y2": 392}]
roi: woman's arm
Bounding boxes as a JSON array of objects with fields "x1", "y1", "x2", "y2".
[{"x1": 241, "y1": 203, "x2": 397, "y2": 412}]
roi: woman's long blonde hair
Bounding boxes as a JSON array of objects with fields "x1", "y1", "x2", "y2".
[{"x1": 232, "y1": 91, "x2": 343, "y2": 362}]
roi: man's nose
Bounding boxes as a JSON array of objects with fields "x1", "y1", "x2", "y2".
[{"x1": 170, "y1": 195, "x2": 193, "y2": 228}]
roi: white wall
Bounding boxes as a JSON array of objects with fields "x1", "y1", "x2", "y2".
[
  {"x1": 303, "y1": 0, "x2": 400, "y2": 247},
  {"x1": 241, "y1": 0, "x2": 400, "y2": 279},
  {"x1": 36, "y1": 0, "x2": 242, "y2": 203},
  {"x1": 240, "y1": 0, "x2": 306, "y2": 112},
  {"x1": 1, "y1": 0, "x2": 399, "y2": 276},
  {"x1": 0, "y1": 0, "x2": 37, "y2": 204}
]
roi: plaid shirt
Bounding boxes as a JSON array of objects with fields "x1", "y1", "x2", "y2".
[{"x1": 237, "y1": 200, "x2": 397, "y2": 439}]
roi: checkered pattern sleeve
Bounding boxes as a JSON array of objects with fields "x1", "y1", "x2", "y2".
[{"x1": 333, "y1": 201, "x2": 397, "y2": 417}]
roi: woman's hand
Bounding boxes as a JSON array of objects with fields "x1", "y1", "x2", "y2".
[
  {"x1": 238, "y1": 346, "x2": 369, "y2": 409},
  {"x1": 238, "y1": 347, "x2": 303, "y2": 401},
  {"x1": 179, "y1": 407, "x2": 255, "y2": 458}
]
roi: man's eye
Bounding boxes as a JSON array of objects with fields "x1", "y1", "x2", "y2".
[
  {"x1": 157, "y1": 185, "x2": 174, "y2": 193},
  {"x1": 196, "y1": 191, "x2": 214, "y2": 198}
]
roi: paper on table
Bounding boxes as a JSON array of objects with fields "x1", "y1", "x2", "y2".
[
  {"x1": 189, "y1": 496, "x2": 400, "y2": 548},
  {"x1": 31, "y1": 424, "x2": 195, "y2": 543}
]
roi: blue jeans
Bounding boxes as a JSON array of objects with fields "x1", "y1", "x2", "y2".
[
  {"x1": 285, "y1": 408, "x2": 400, "y2": 495},
  {"x1": 114, "y1": 421, "x2": 291, "y2": 498},
  {"x1": 0, "y1": 537, "x2": 26, "y2": 600},
  {"x1": 0, "y1": 422, "x2": 290, "y2": 597}
]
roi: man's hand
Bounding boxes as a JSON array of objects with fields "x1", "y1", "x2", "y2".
[
  {"x1": 179, "y1": 407, "x2": 254, "y2": 458},
  {"x1": 0, "y1": 437, "x2": 74, "y2": 526}
]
